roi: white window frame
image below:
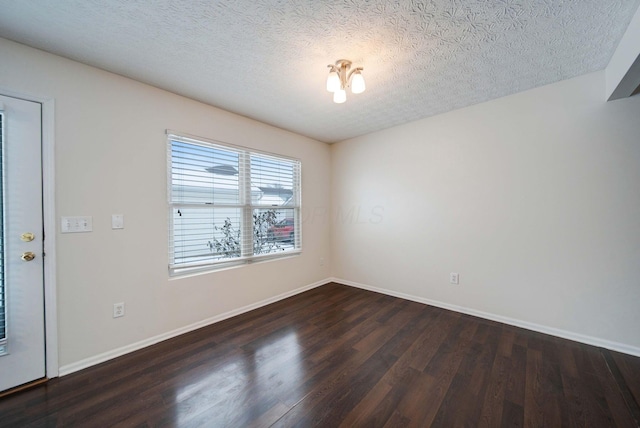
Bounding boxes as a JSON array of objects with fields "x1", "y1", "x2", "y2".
[{"x1": 167, "y1": 131, "x2": 301, "y2": 276}]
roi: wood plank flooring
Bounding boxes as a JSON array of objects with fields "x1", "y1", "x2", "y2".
[{"x1": 1, "y1": 282, "x2": 639, "y2": 427}]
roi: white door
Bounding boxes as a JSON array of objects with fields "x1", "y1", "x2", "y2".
[{"x1": 0, "y1": 94, "x2": 46, "y2": 392}]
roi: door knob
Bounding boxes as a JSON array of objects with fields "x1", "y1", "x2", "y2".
[
  {"x1": 21, "y1": 232, "x2": 35, "y2": 242},
  {"x1": 21, "y1": 251, "x2": 36, "y2": 262}
]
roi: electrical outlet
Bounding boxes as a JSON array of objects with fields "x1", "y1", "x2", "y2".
[
  {"x1": 113, "y1": 302, "x2": 125, "y2": 318},
  {"x1": 320, "y1": 257, "x2": 325, "y2": 267},
  {"x1": 450, "y1": 273, "x2": 460, "y2": 285}
]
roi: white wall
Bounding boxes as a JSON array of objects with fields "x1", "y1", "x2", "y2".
[
  {"x1": 332, "y1": 71, "x2": 640, "y2": 353},
  {"x1": 0, "y1": 38, "x2": 332, "y2": 369}
]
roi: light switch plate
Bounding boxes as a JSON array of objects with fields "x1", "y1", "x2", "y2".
[
  {"x1": 61, "y1": 216, "x2": 93, "y2": 233},
  {"x1": 112, "y1": 214, "x2": 124, "y2": 229}
]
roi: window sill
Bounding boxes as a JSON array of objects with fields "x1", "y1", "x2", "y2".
[{"x1": 169, "y1": 250, "x2": 302, "y2": 279}]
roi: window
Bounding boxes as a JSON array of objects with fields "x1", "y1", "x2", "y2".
[{"x1": 168, "y1": 132, "x2": 301, "y2": 274}]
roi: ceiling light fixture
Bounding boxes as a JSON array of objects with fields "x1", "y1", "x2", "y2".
[{"x1": 326, "y1": 59, "x2": 365, "y2": 103}]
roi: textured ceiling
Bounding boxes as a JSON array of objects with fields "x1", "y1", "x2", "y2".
[{"x1": 0, "y1": 0, "x2": 638, "y2": 143}]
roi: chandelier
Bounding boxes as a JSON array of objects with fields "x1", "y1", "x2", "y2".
[{"x1": 326, "y1": 59, "x2": 366, "y2": 103}]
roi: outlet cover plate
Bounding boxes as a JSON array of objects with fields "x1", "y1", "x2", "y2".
[{"x1": 113, "y1": 302, "x2": 125, "y2": 318}]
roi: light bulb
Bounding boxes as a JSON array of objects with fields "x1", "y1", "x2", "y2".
[
  {"x1": 351, "y1": 71, "x2": 366, "y2": 94},
  {"x1": 326, "y1": 71, "x2": 340, "y2": 92},
  {"x1": 333, "y1": 88, "x2": 346, "y2": 103}
]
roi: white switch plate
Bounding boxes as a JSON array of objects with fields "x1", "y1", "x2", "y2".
[
  {"x1": 61, "y1": 216, "x2": 93, "y2": 233},
  {"x1": 450, "y1": 272, "x2": 460, "y2": 285},
  {"x1": 112, "y1": 214, "x2": 124, "y2": 229}
]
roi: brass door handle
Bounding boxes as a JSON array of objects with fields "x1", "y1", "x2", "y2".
[
  {"x1": 21, "y1": 251, "x2": 36, "y2": 262},
  {"x1": 21, "y1": 232, "x2": 35, "y2": 242}
]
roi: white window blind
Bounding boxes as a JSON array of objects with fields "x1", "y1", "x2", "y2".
[{"x1": 168, "y1": 132, "x2": 301, "y2": 274}]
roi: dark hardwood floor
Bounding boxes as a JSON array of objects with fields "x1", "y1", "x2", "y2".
[{"x1": 1, "y1": 282, "x2": 639, "y2": 427}]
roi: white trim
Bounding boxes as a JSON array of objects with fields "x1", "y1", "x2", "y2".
[
  {"x1": 42, "y1": 98, "x2": 58, "y2": 377},
  {"x1": 59, "y1": 277, "x2": 332, "y2": 376},
  {"x1": 0, "y1": 87, "x2": 58, "y2": 378},
  {"x1": 331, "y1": 277, "x2": 640, "y2": 358},
  {"x1": 605, "y1": 4, "x2": 640, "y2": 100},
  {"x1": 169, "y1": 250, "x2": 302, "y2": 277}
]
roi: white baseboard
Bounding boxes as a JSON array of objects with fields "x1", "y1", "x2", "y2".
[
  {"x1": 331, "y1": 277, "x2": 640, "y2": 358},
  {"x1": 59, "y1": 278, "x2": 332, "y2": 376},
  {"x1": 58, "y1": 276, "x2": 640, "y2": 376}
]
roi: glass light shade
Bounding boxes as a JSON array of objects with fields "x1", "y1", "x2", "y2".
[
  {"x1": 326, "y1": 72, "x2": 340, "y2": 92},
  {"x1": 333, "y1": 88, "x2": 347, "y2": 103},
  {"x1": 351, "y1": 72, "x2": 366, "y2": 94}
]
